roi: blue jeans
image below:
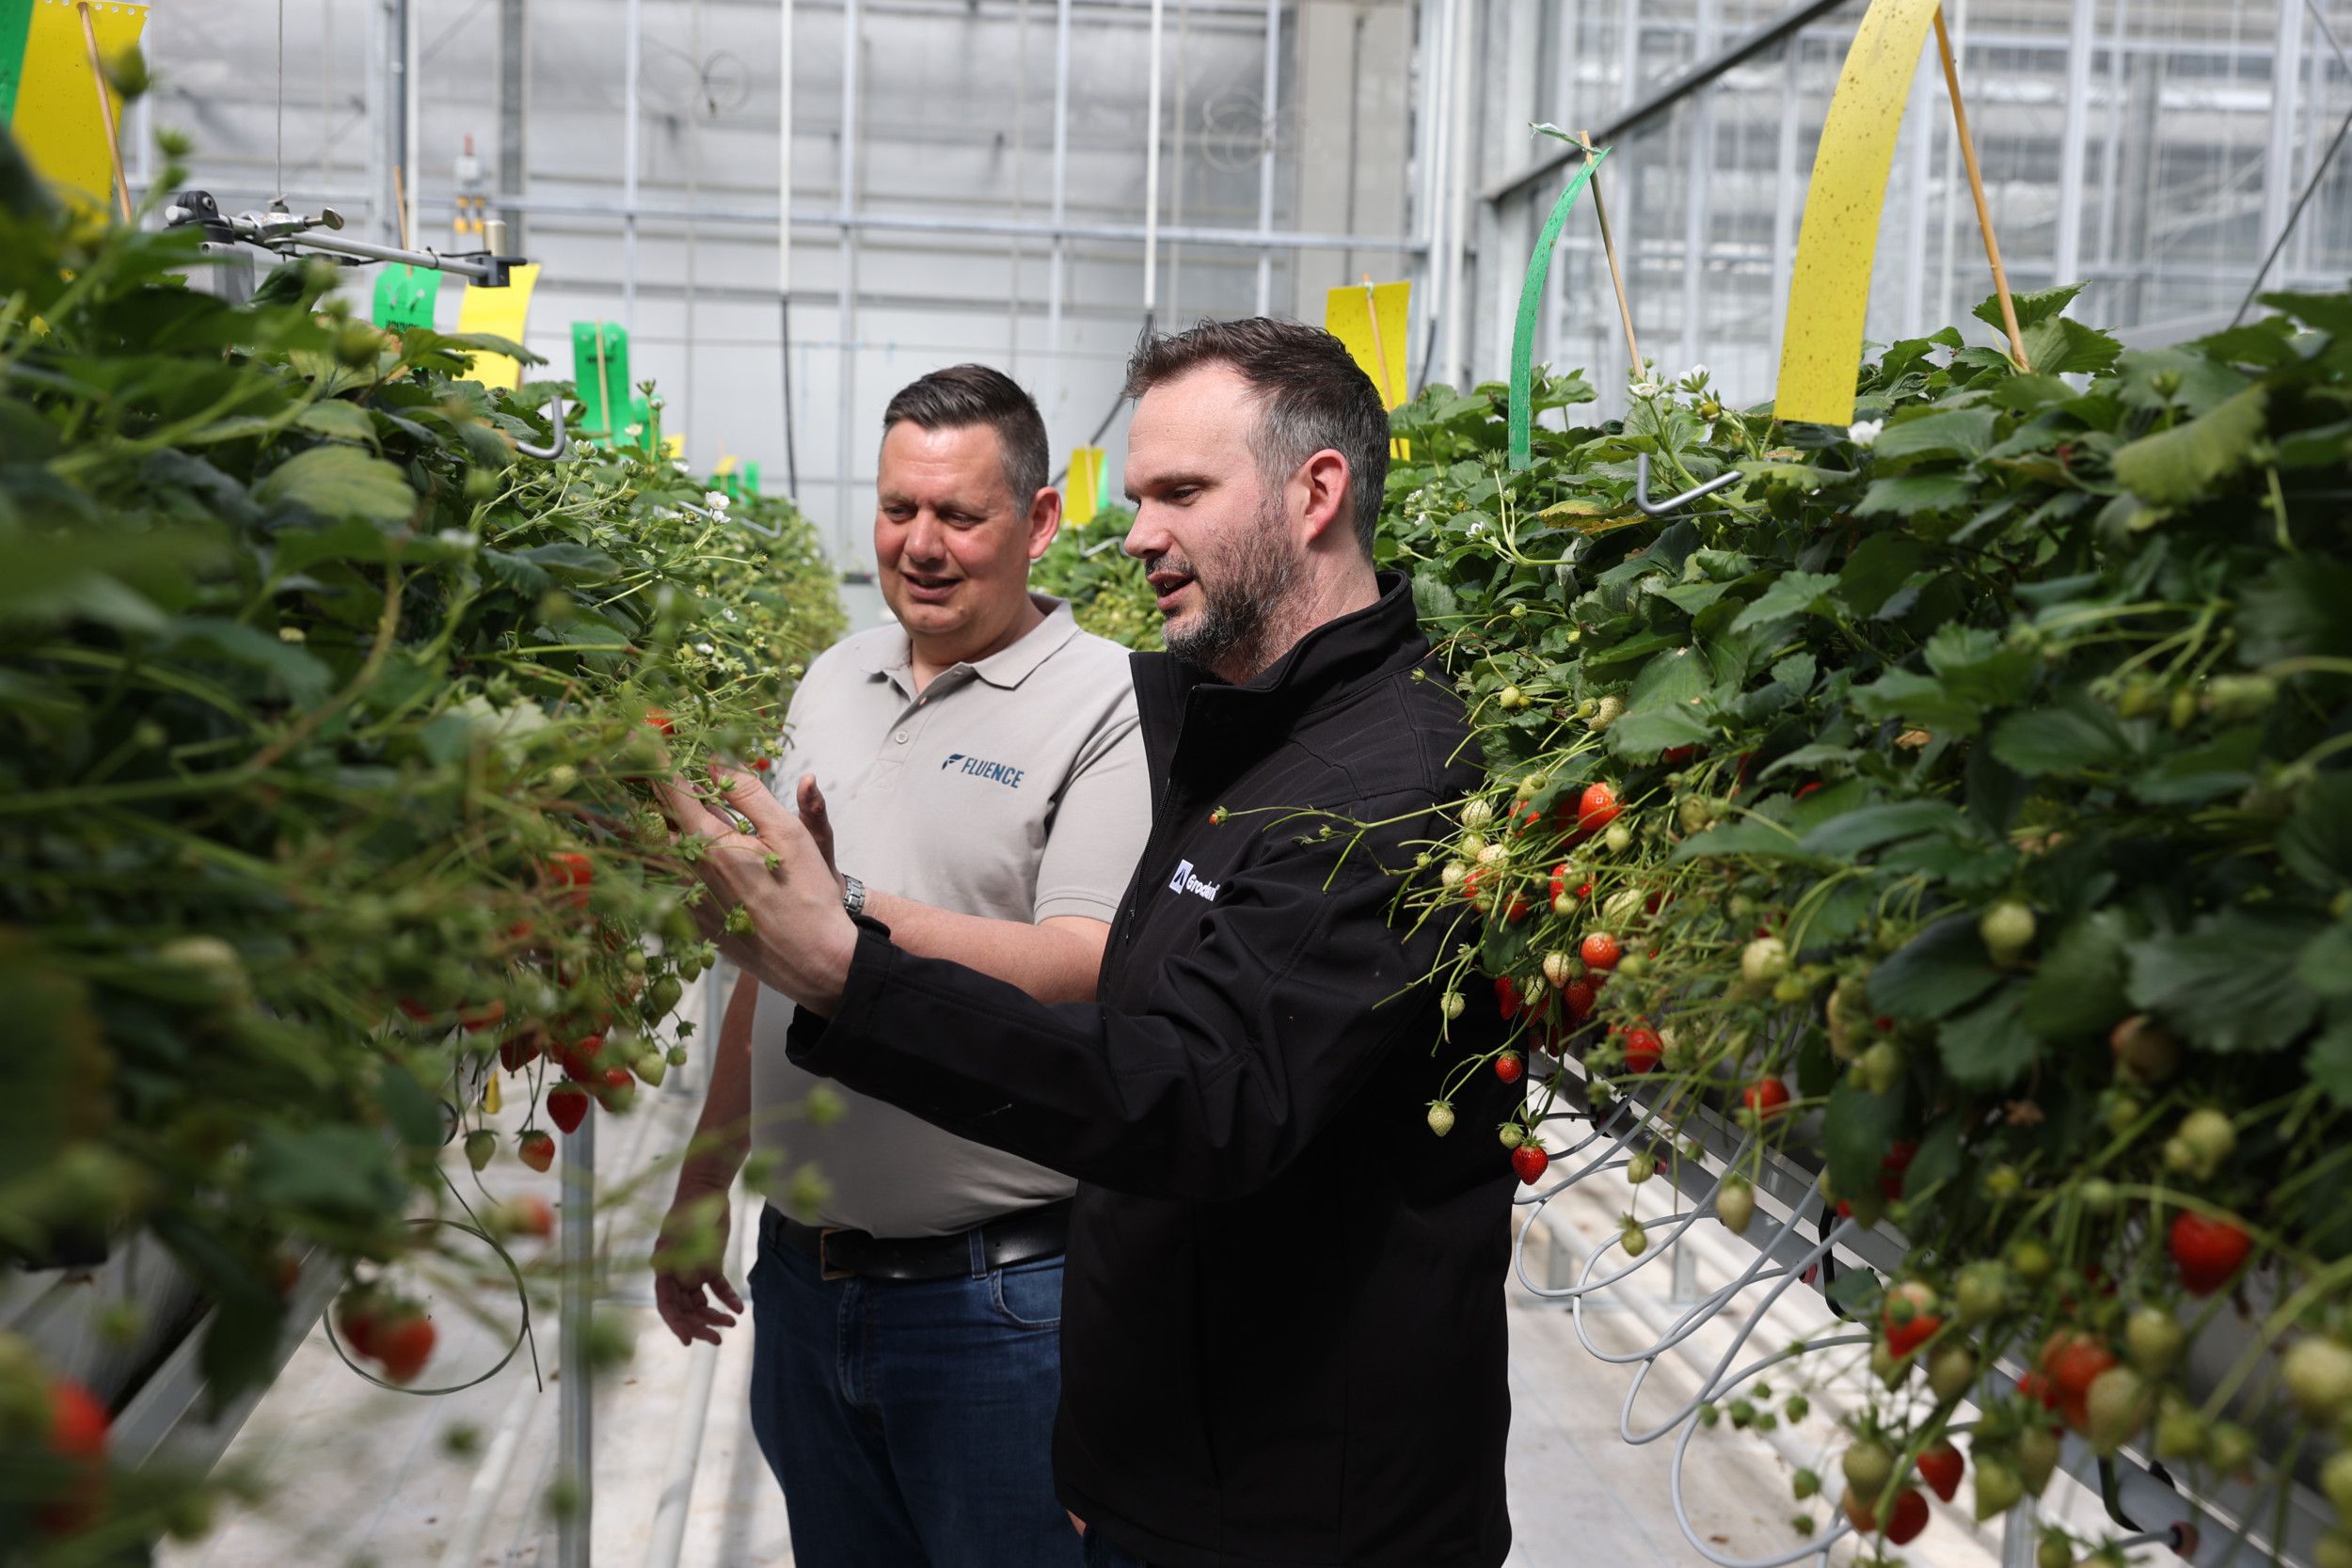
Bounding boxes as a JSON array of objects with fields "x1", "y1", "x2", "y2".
[{"x1": 747, "y1": 1207, "x2": 1085, "y2": 1568}]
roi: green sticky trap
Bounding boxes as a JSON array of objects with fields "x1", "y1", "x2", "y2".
[
  {"x1": 373, "y1": 264, "x2": 440, "y2": 332},
  {"x1": 739, "y1": 462, "x2": 759, "y2": 498},
  {"x1": 0, "y1": 0, "x2": 37, "y2": 125},
  {"x1": 1508, "y1": 144, "x2": 1609, "y2": 472},
  {"x1": 571, "y1": 322, "x2": 633, "y2": 447}
]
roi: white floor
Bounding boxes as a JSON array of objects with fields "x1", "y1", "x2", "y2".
[{"x1": 160, "y1": 1033, "x2": 2176, "y2": 1568}]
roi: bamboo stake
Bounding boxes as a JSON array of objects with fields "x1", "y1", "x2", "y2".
[
  {"x1": 76, "y1": 3, "x2": 133, "y2": 224},
  {"x1": 1580, "y1": 130, "x2": 1642, "y2": 374},
  {"x1": 1932, "y1": 8, "x2": 2030, "y2": 371}
]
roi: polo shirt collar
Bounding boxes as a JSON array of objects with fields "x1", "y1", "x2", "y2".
[{"x1": 856, "y1": 594, "x2": 1083, "y2": 692}]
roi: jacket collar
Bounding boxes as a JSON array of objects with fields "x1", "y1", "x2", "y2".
[
  {"x1": 859, "y1": 594, "x2": 1082, "y2": 693},
  {"x1": 1133, "y1": 570, "x2": 1429, "y2": 791}
]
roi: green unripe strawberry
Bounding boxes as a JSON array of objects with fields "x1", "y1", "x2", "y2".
[
  {"x1": 1841, "y1": 1439, "x2": 1895, "y2": 1497},
  {"x1": 2283, "y1": 1338, "x2": 2352, "y2": 1422},
  {"x1": 465, "y1": 1130, "x2": 498, "y2": 1171},
  {"x1": 1979, "y1": 900, "x2": 2037, "y2": 964},
  {"x1": 1860, "y1": 1040, "x2": 1903, "y2": 1096},
  {"x1": 2017, "y1": 1426, "x2": 2061, "y2": 1496},
  {"x1": 1929, "y1": 1343, "x2": 1978, "y2": 1402},
  {"x1": 1426, "y1": 1101, "x2": 1456, "y2": 1137},
  {"x1": 1973, "y1": 1456, "x2": 2022, "y2": 1520},
  {"x1": 1953, "y1": 1261, "x2": 2010, "y2": 1325},
  {"x1": 2037, "y1": 1530, "x2": 2073, "y2": 1568},
  {"x1": 2124, "y1": 1307, "x2": 2185, "y2": 1375}
]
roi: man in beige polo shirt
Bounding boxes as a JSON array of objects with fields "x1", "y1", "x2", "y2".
[{"x1": 653, "y1": 365, "x2": 1148, "y2": 1568}]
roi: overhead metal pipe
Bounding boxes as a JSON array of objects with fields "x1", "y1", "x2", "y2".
[{"x1": 1482, "y1": 0, "x2": 1852, "y2": 206}]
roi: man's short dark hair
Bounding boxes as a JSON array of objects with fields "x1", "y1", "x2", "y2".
[
  {"x1": 881, "y1": 364, "x2": 1050, "y2": 512},
  {"x1": 1121, "y1": 317, "x2": 1390, "y2": 555}
]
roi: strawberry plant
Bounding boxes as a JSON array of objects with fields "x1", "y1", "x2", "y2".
[
  {"x1": 1382, "y1": 290, "x2": 2352, "y2": 1560},
  {"x1": 1025, "y1": 503, "x2": 1160, "y2": 650},
  {"x1": 0, "y1": 130, "x2": 840, "y2": 1546}
]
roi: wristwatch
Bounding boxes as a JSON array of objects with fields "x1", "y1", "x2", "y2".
[{"x1": 840, "y1": 874, "x2": 866, "y2": 918}]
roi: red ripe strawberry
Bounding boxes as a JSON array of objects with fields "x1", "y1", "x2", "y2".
[
  {"x1": 1581, "y1": 931, "x2": 1622, "y2": 971},
  {"x1": 1494, "y1": 1051, "x2": 1525, "y2": 1085},
  {"x1": 2016, "y1": 1370, "x2": 2061, "y2": 1412},
  {"x1": 396, "y1": 996, "x2": 435, "y2": 1024},
  {"x1": 548, "y1": 1085, "x2": 592, "y2": 1134},
  {"x1": 559, "y1": 1034, "x2": 605, "y2": 1082},
  {"x1": 1888, "y1": 1488, "x2": 1932, "y2": 1544},
  {"x1": 2040, "y1": 1331, "x2": 2119, "y2": 1431},
  {"x1": 518, "y1": 1130, "x2": 557, "y2": 1172},
  {"x1": 1621, "y1": 1026, "x2": 1662, "y2": 1074},
  {"x1": 500, "y1": 1035, "x2": 540, "y2": 1073},
  {"x1": 544, "y1": 851, "x2": 595, "y2": 911},
  {"x1": 596, "y1": 1065, "x2": 638, "y2": 1112},
  {"x1": 644, "y1": 706, "x2": 675, "y2": 736},
  {"x1": 1564, "y1": 979, "x2": 1597, "y2": 1020},
  {"x1": 458, "y1": 998, "x2": 506, "y2": 1035},
  {"x1": 1495, "y1": 975, "x2": 1522, "y2": 1021},
  {"x1": 1572, "y1": 782, "x2": 1621, "y2": 837},
  {"x1": 1883, "y1": 1280, "x2": 1944, "y2": 1359},
  {"x1": 1915, "y1": 1442, "x2": 1963, "y2": 1503},
  {"x1": 1878, "y1": 1139, "x2": 1918, "y2": 1201},
  {"x1": 2169, "y1": 1211, "x2": 2251, "y2": 1297},
  {"x1": 336, "y1": 1295, "x2": 381, "y2": 1359},
  {"x1": 1511, "y1": 1142, "x2": 1550, "y2": 1184},
  {"x1": 375, "y1": 1313, "x2": 437, "y2": 1386},
  {"x1": 508, "y1": 1195, "x2": 556, "y2": 1239},
  {"x1": 36, "y1": 1378, "x2": 108, "y2": 1536},
  {"x1": 752, "y1": 756, "x2": 771, "y2": 771},
  {"x1": 1742, "y1": 1078, "x2": 1792, "y2": 1119},
  {"x1": 46, "y1": 1378, "x2": 108, "y2": 1461},
  {"x1": 1549, "y1": 863, "x2": 1574, "y2": 907},
  {"x1": 1502, "y1": 889, "x2": 1531, "y2": 924}
]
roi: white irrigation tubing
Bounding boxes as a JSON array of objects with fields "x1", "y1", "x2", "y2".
[
  {"x1": 1609, "y1": 1215, "x2": 1856, "y2": 1447},
  {"x1": 1666, "y1": 1334, "x2": 1872, "y2": 1568},
  {"x1": 1510, "y1": 1099, "x2": 1727, "y2": 1303}
]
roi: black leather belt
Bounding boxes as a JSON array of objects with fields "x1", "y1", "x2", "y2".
[{"x1": 764, "y1": 1199, "x2": 1072, "y2": 1282}]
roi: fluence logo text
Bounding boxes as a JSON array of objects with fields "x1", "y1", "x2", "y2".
[
  {"x1": 1166, "y1": 860, "x2": 1221, "y2": 901},
  {"x1": 939, "y1": 752, "x2": 1026, "y2": 788}
]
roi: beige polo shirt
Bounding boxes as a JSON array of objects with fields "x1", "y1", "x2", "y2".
[{"x1": 747, "y1": 595, "x2": 1152, "y2": 1236}]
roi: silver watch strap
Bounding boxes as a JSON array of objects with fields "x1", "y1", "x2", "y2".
[{"x1": 841, "y1": 874, "x2": 866, "y2": 917}]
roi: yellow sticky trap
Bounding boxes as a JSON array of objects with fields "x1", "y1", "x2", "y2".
[
  {"x1": 661, "y1": 435, "x2": 684, "y2": 464},
  {"x1": 1773, "y1": 0, "x2": 1942, "y2": 427},
  {"x1": 1325, "y1": 279, "x2": 1411, "y2": 458},
  {"x1": 11, "y1": 1, "x2": 148, "y2": 214},
  {"x1": 455, "y1": 262, "x2": 542, "y2": 391},
  {"x1": 483, "y1": 1074, "x2": 501, "y2": 1116},
  {"x1": 1064, "y1": 447, "x2": 1105, "y2": 526}
]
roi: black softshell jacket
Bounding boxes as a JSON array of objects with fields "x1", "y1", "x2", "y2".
[{"x1": 787, "y1": 572, "x2": 1519, "y2": 1567}]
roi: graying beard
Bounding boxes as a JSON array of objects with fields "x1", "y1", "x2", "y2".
[{"x1": 1163, "y1": 499, "x2": 1301, "y2": 678}]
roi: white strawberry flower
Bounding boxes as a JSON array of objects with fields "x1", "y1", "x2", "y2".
[
  {"x1": 705, "y1": 489, "x2": 732, "y2": 512},
  {"x1": 1849, "y1": 419, "x2": 1884, "y2": 448}
]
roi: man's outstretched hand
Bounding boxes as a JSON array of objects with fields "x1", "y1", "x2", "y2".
[{"x1": 653, "y1": 766, "x2": 859, "y2": 1014}]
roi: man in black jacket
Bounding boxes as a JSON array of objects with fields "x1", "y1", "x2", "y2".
[{"x1": 660, "y1": 318, "x2": 1518, "y2": 1568}]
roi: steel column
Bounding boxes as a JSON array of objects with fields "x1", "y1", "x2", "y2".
[
  {"x1": 1145, "y1": 0, "x2": 1166, "y2": 315},
  {"x1": 1045, "y1": 0, "x2": 1072, "y2": 428},
  {"x1": 1681, "y1": 0, "x2": 1718, "y2": 372},
  {"x1": 836, "y1": 0, "x2": 863, "y2": 563},
  {"x1": 555, "y1": 1113, "x2": 596, "y2": 1568},
  {"x1": 1436, "y1": 0, "x2": 1473, "y2": 388},
  {"x1": 500, "y1": 0, "x2": 526, "y2": 251},
  {"x1": 1253, "y1": 0, "x2": 1281, "y2": 313},
  {"x1": 623, "y1": 0, "x2": 644, "y2": 327},
  {"x1": 2052, "y1": 0, "x2": 2097, "y2": 290},
  {"x1": 2261, "y1": 0, "x2": 2310, "y2": 289}
]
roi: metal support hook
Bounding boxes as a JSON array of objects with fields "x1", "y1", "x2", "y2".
[
  {"x1": 513, "y1": 396, "x2": 570, "y2": 461},
  {"x1": 1633, "y1": 451, "x2": 1739, "y2": 517}
]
